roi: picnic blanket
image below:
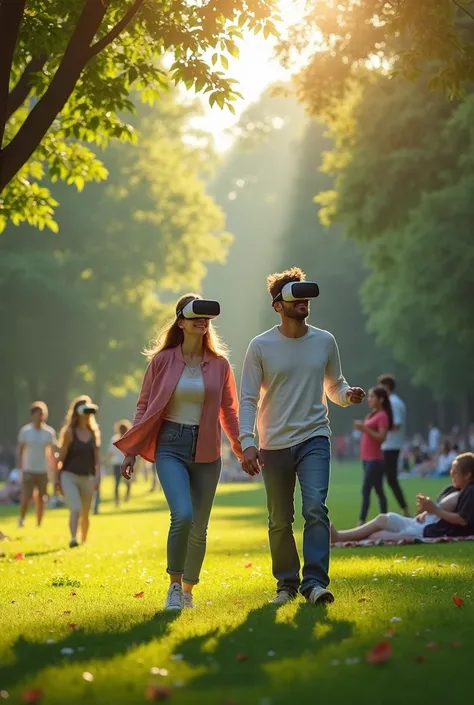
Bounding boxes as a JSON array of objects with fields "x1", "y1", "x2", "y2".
[{"x1": 331, "y1": 535, "x2": 474, "y2": 548}]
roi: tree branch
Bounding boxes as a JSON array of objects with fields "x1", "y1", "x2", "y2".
[
  {"x1": 452, "y1": 0, "x2": 474, "y2": 22},
  {"x1": 88, "y1": 0, "x2": 145, "y2": 58},
  {"x1": 6, "y1": 55, "x2": 47, "y2": 121},
  {"x1": 0, "y1": 0, "x2": 27, "y2": 151}
]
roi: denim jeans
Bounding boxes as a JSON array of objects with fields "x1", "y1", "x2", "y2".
[
  {"x1": 261, "y1": 435, "x2": 331, "y2": 598},
  {"x1": 360, "y1": 459, "x2": 387, "y2": 522},
  {"x1": 155, "y1": 420, "x2": 221, "y2": 585}
]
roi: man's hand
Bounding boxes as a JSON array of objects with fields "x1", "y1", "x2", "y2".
[
  {"x1": 54, "y1": 474, "x2": 62, "y2": 495},
  {"x1": 121, "y1": 455, "x2": 136, "y2": 480},
  {"x1": 346, "y1": 387, "x2": 366, "y2": 404},
  {"x1": 241, "y1": 447, "x2": 263, "y2": 476}
]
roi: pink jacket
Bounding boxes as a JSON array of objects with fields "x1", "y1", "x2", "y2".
[{"x1": 114, "y1": 346, "x2": 242, "y2": 464}]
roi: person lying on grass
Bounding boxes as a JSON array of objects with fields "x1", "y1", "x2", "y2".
[{"x1": 331, "y1": 452, "x2": 474, "y2": 543}]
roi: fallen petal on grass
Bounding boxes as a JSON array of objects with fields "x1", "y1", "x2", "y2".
[
  {"x1": 68, "y1": 623, "x2": 77, "y2": 630},
  {"x1": 453, "y1": 596, "x2": 464, "y2": 608},
  {"x1": 0, "y1": 691, "x2": 9, "y2": 700},
  {"x1": 134, "y1": 591, "x2": 145, "y2": 598},
  {"x1": 60, "y1": 648, "x2": 75, "y2": 655},
  {"x1": 145, "y1": 685, "x2": 173, "y2": 701},
  {"x1": 390, "y1": 617, "x2": 402, "y2": 624},
  {"x1": 366, "y1": 641, "x2": 392, "y2": 664},
  {"x1": 236, "y1": 653, "x2": 249, "y2": 662},
  {"x1": 450, "y1": 641, "x2": 461, "y2": 648},
  {"x1": 21, "y1": 689, "x2": 43, "y2": 704},
  {"x1": 426, "y1": 642, "x2": 439, "y2": 650},
  {"x1": 15, "y1": 553, "x2": 24, "y2": 561},
  {"x1": 82, "y1": 673, "x2": 94, "y2": 682}
]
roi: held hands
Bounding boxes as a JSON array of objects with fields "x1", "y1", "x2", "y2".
[
  {"x1": 121, "y1": 455, "x2": 136, "y2": 480},
  {"x1": 241, "y1": 446, "x2": 263, "y2": 476},
  {"x1": 346, "y1": 387, "x2": 366, "y2": 404}
]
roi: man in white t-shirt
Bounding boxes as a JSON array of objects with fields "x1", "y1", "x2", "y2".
[
  {"x1": 428, "y1": 423, "x2": 441, "y2": 457},
  {"x1": 17, "y1": 401, "x2": 57, "y2": 528},
  {"x1": 378, "y1": 374, "x2": 410, "y2": 517}
]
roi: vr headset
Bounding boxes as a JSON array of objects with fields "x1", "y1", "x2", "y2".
[
  {"x1": 76, "y1": 403, "x2": 98, "y2": 416},
  {"x1": 272, "y1": 281, "x2": 319, "y2": 303},
  {"x1": 176, "y1": 299, "x2": 220, "y2": 320}
]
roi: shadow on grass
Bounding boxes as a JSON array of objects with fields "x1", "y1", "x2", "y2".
[
  {"x1": 0, "y1": 611, "x2": 179, "y2": 690},
  {"x1": 173, "y1": 602, "x2": 353, "y2": 691}
]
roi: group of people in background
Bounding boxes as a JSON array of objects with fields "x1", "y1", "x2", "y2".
[{"x1": 2, "y1": 266, "x2": 474, "y2": 614}]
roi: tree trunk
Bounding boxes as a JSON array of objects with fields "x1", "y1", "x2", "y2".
[
  {"x1": 0, "y1": 0, "x2": 26, "y2": 150},
  {"x1": 44, "y1": 367, "x2": 73, "y2": 432},
  {"x1": 459, "y1": 392, "x2": 470, "y2": 442},
  {"x1": 0, "y1": 0, "x2": 107, "y2": 189},
  {"x1": 437, "y1": 398, "x2": 446, "y2": 432},
  {"x1": 0, "y1": 365, "x2": 18, "y2": 445}
]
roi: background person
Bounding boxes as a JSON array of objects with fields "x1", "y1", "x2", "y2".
[
  {"x1": 56, "y1": 396, "x2": 101, "y2": 548},
  {"x1": 17, "y1": 401, "x2": 56, "y2": 528},
  {"x1": 377, "y1": 374, "x2": 410, "y2": 517},
  {"x1": 109, "y1": 419, "x2": 132, "y2": 507},
  {"x1": 331, "y1": 452, "x2": 474, "y2": 542},
  {"x1": 118, "y1": 294, "x2": 242, "y2": 611},
  {"x1": 354, "y1": 386, "x2": 391, "y2": 525}
]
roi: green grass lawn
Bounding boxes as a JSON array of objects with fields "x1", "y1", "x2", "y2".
[{"x1": 1, "y1": 462, "x2": 473, "y2": 705}]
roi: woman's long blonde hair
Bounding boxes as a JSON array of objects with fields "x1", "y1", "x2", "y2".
[
  {"x1": 144, "y1": 293, "x2": 229, "y2": 362},
  {"x1": 58, "y1": 395, "x2": 101, "y2": 447}
]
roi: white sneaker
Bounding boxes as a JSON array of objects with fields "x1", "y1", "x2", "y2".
[
  {"x1": 306, "y1": 585, "x2": 335, "y2": 605},
  {"x1": 165, "y1": 583, "x2": 184, "y2": 611},
  {"x1": 17, "y1": 518, "x2": 24, "y2": 528},
  {"x1": 183, "y1": 592, "x2": 195, "y2": 609},
  {"x1": 270, "y1": 590, "x2": 296, "y2": 605}
]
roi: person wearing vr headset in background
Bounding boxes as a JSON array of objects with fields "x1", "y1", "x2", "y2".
[
  {"x1": 117, "y1": 294, "x2": 242, "y2": 611},
  {"x1": 240, "y1": 267, "x2": 366, "y2": 606},
  {"x1": 55, "y1": 395, "x2": 101, "y2": 548}
]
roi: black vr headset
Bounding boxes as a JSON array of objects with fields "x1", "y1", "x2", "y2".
[
  {"x1": 76, "y1": 402, "x2": 98, "y2": 416},
  {"x1": 176, "y1": 299, "x2": 220, "y2": 320},
  {"x1": 272, "y1": 281, "x2": 319, "y2": 304}
]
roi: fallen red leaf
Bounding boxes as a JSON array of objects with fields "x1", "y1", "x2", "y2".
[
  {"x1": 134, "y1": 591, "x2": 145, "y2": 598},
  {"x1": 450, "y1": 641, "x2": 461, "y2": 648},
  {"x1": 236, "y1": 653, "x2": 248, "y2": 662},
  {"x1": 366, "y1": 640, "x2": 392, "y2": 664},
  {"x1": 21, "y1": 688, "x2": 43, "y2": 703},
  {"x1": 244, "y1": 563, "x2": 252, "y2": 568},
  {"x1": 453, "y1": 596, "x2": 464, "y2": 608},
  {"x1": 414, "y1": 655, "x2": 425, "y2": 663},
  {"x1": 15, "y1": 553, "x2": 24, "y2": 560},
  {"x1": 426, "y1": 642, "x2": 438, "y2": 650},
  {"x1": 145, "y1": 685, "x2": 173, "y2": 701},
  {"x1": 68, "y1": 623, "x2": 77, "y2": 630}
]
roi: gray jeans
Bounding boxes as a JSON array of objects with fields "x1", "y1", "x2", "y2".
[
  {"x1": 261, "y1": 435, "x2": 331, "y2": 597},
  {"x1": 155, "y1": 421, "x2": 221, "y2": 585}
]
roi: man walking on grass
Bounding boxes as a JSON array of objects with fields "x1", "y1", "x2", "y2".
[
  {"x1": 17, "y1": 401, "x2": 57, "y2": 528},
  {"x1": 377, "y1": 374, "x2": 410, "y2": 517},
  {"x1": 239, "y1": 267, "x2": 365, "y2": 605}
]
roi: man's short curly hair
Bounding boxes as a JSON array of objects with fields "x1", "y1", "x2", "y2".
[{"x1": 266, "y1": 267, "x2": 306, "y2": 302}]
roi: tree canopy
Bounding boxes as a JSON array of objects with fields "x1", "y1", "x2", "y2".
[
  {"x1": 0, "y1": 0, "x2": 279, "y2": 232},
  {"x1": 316, "y1": 72, "x2": 474, "y2": 425},
  {"x1": 282, "y1": 0, "x2": 474, "y2": 116},
  {"x1": 0, "y1": 91, "x2": 230, "y2": 442}
]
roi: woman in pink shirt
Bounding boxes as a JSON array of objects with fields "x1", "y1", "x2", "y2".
[
  {"x1": 116, "y1": 294, "x2": 242, "y2": 611},
  {"x1": 353, "y1": 386, "x2": 392, "y2": 524}
]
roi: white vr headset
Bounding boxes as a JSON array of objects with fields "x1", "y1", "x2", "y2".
[
  {"x1": 176, "y1": 299, "x2": 220, "y2": 320},
  {"x1": 272, "y1": 281, "x2": 319, "y2": 303},
  {"x1": 76, "y1": 403, "x2": 98, "y2": 416}
]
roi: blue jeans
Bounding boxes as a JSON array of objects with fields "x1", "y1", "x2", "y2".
[
  {"x1": 261, "y1": 435, "x2": 331, "y2": 597},
  {"x1": 155, "y1": 421, "x2": 221, "y2": 585},
  {"x1": 360, "y1": 460, "x2": 387, "y2": 522}
]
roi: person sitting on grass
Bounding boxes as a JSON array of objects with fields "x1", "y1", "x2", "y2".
[{"x1": 331, "y1": 452, "x2": 474, "y2": 543}]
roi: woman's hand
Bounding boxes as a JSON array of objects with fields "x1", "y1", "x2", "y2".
[
  {"x1": 416, "y1": 511, "x2": 428, "y2": 524},
  {"x1": 416, "y1": 494, "x2": 436, "y2": 514},
  {"x1": 121, "y1": 455, "x2": 136, "y2": 480},
  {"x1": 353, "y1": 420, "x2": 365, "y2": 431}
]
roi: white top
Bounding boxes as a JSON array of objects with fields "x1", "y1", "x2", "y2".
[
  {"x1": 239, "y1": 325, "x2": 350, "y2": 451},
  {"x1": 381, "y1": 393, "x2": 406, "y2": 451},
  {"x1": 17, "y1": 423, "x2": 56, "y2": 473},
  {"x1": 164, "y1": 365, "x2": 205, "y2": 426},
  {"x1": 428, "y1": 426, "x2": 441, "y2": 454},
  {"x1": 109, "y1": 433, "x2": 125, "y2": 465}
]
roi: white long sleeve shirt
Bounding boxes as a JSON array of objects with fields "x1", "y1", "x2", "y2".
[{"x1": 239, "y1": 326, "x2": 350, "y2": 451}]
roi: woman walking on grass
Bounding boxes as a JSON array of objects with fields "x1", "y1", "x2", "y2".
[
  {"x1": 117, "y1": 294, "x2": 242, "y2": 611},
  {"x1": 56, "y1": 396, "x2": 101, "y2": 548},
  {"x1": 353, "y1": 386, "x2": 392, "y2": 525}
]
